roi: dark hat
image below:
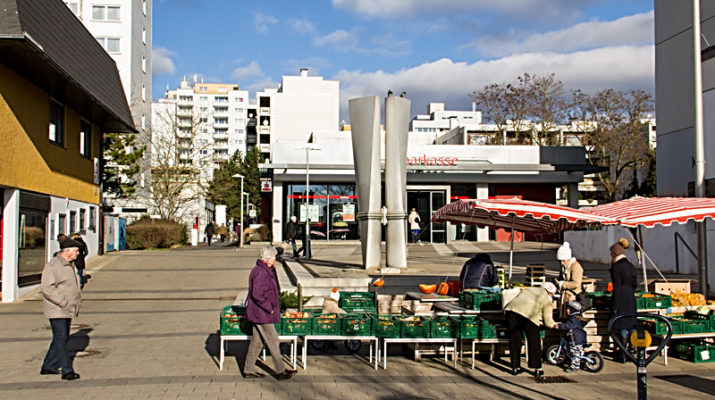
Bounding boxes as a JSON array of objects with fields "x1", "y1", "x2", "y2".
[
  {"x1": 60, "y1": 238, "x2": 82, "y2": 249},
  {"x1": 610, "y1": 242, "x2": 626, "y2": 256}
]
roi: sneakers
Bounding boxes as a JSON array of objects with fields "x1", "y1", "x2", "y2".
[{"x1": 62, "y1": 372, "x2": 80, "y2": 381}]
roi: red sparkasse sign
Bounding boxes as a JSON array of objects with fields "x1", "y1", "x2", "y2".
[{"x1": 406, "y1": 155, "x2": 458, "y2": 166}]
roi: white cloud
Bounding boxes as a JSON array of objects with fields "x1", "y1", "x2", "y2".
[
  {"x1": 152, "y1": 47, "x2": 177, "y2": 76},
  {"x1": 332, "y1": 0, "x2": 586, "y2": 21},
  {"x1": 334, "y1": 45, "x2": 654, "y2": 122},
  {"x1": 280, "y1": 57, "x2": 333, "y2": 75},
  {"x1": 470, "y1": 11, "x2": 654, "y2": 57},
  {"x1": 314, "y1": 29, "x2": 411, "y2": 57},
  {"x1": 314, "y1": 30, "x2": 359, "y2": 50},
  {"x1": 289, "y1": 18, "x2": 316, "y2": 34},
  {"x1": 245, "y1": 78, "x2": 280, "y2": 94},
  {"x1": 231, "y1": 61, "x2": 264, "y2": 80},
  {"x1": 253, "y1": 12, "x2": 278, "y2": 34}
]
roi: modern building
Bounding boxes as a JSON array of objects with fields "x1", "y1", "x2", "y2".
[
  {"x1": 0, "y1": 0, "x2": 136, "y2": 302},
  {"x1": 652, "y1": 0, "x2": 714, "y2": 293},
  {"x1": 63, "y1": 0, "x2": 152, "y2": 215},
  {"x1": 151, "y1": 79, "x2": 249, "y2": 233}
]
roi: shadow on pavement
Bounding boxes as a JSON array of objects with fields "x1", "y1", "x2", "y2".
[
  {"x1": 656, "y1": 374, "x2": 715, "y2": 396},
  {"x1": 69, "y1": 328, "x2": 92, "y2": 358}
]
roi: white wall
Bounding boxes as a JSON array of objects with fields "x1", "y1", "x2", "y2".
[{"x1": 49, "y1": 196, "x2": 100, "y2": 263}]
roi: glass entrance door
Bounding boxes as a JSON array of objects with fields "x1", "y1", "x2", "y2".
[{"x1": 407, "y1": 189, "x2": 447, "y2": 243}]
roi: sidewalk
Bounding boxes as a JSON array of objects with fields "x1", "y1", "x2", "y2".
[{"x1": 0, "y1": 243, "x2": 711, "y2": 400}]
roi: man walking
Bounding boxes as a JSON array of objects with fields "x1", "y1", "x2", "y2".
[
  {"x1": 285, "y1": 216, "x2": 298, "y2": 257},
  {"x1": 244, "y1": 245, "x2": 296, "y2": 380},
  {"x1": 40, "y1": 237, "x2": 83, "y2": 381},
  {"x1": 205, "y1": 222, "x2": 215, "y2": 246}
]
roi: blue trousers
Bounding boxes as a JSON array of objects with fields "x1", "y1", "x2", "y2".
[{"x1": 42, "y1": 318, "x2": 73, "y2": 373}]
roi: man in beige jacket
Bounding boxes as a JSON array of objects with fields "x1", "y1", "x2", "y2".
[{"x1": 40, "y1": 237, "x2": 82, "y2": 381}]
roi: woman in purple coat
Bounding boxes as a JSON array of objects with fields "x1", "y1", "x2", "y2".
[{"x1": 244, "y1": 245, "x2": 296, "y2": 379}]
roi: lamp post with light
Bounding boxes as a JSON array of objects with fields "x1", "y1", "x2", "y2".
[{"x1": 297, "y1": 145, "x2": 320, "y2": 259}]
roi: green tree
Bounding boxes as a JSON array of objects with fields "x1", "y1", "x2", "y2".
[
  {"x1": 102, "y1": 132, "x2": 145, "y2": 198},
  {"x1": 206, "y1": 150, "x2": 243, "y2": 218},
  {"x1": 238, "y1": 145, "x2": 262, "y2": 221}
]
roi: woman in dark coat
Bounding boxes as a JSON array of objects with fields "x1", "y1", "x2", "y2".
[
  {"x1": 244, "y1": 245, "x2": 296, "y2": 379},
  {"x1": 609, "y1": 238, "x2": 637, "y2": 360},
  {"x1": 459, "y1": 253, "x2": 498, "y2": 289}
]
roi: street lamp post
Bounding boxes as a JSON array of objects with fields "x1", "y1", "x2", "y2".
[
  {"x1": 232, "y1": 173, "x2": 244, "y2": 248},
  {"x1": 298, "y1": 145, "x2": 320, "y2": 259}
]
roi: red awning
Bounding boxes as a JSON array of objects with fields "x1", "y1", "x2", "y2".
[
  {"x1": 431, "y1": 198, "x2": 615, "y2": 234},
  {"x1": 584, "y1": 196, "x2": 715, "y2": 228}
]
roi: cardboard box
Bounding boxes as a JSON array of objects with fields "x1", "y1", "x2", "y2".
[{"x1": 648, "y1": 279, "x2": 690, "y2": 295}]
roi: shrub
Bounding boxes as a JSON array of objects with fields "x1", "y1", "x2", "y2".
[{"x1": 126, "y1": 217, "x2": 187, "y2": 249}]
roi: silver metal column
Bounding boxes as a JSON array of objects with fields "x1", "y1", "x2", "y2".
[
  {"x1": 384, "y1": 94, "x2": 410, "y2": 270},
  {"x1": 349, "y1": 96, "x2": 383, "y2": 270}
]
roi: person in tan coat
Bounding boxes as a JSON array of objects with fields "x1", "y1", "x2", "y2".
[
  {"x1": 504, "y1": 283, "x2": 558, "y2": 377},
  {"x1": 40, "y1": 238, "x2": 82, "y2": 381},
  {"x1": 555, "y1": 242, "x2": 584, "y2": 318}
]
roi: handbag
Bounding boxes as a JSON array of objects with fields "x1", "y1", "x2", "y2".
[{"x1": 575, "y1": 287, "x2": 592, "y2": 312}]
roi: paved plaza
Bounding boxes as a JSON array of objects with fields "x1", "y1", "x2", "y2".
[{"x1": 0, "y1": 241, "x2": 713, "y2": 400}]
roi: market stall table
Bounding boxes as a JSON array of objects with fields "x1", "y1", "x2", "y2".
[
  {"x1": 405, "y1": 292, "x2": 459, "y2": 302},
  {"x1": 219, "y1": 335, "x2": 298, "y2": 371},
  {"x1": 300, "y1": 335, "x2": 379, "y2": 370},
  {"x1": 381, "y1": 337, "x2": 458, "y2": 369},
  {"x1": 651, "y1": 332, "x2": 715, "y2": 365}
]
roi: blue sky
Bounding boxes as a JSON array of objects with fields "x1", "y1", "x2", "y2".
[{"x1": 152, "y1": 0, "x2": 654, "y2": 121}]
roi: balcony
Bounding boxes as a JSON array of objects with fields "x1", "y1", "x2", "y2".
[
  {"x1": 259, "y1": 143, "x2": 270, "y2": 153},
  {"x1": 178, "y1": 100, "x2": 193, "y2": 107},
  {"x1": 259, "y1": 125, "x2": 270, "y2": 133},
  {"x1": 213, "y1": 133, "x2": 229, "y2": 141},
  {"x1": 259, "y1": 107, "x2": 270, "y2": 114}
]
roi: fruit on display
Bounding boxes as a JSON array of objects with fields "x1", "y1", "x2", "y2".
[
  {"x1": 284, "y1": 311, "x2": 310, "y2": 318},
  {"x1": 437, "y1": 282, "x2": 449, "y2": 295},
  {"x1": 419, "y1": 284, "x2": 437, "y2": 294},
  {"x1": 373, "y1": 277, "x2": 385, "y2": 287}
]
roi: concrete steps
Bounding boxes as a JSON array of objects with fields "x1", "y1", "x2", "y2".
[{"x1": 282, "y1": 259, "x2": 371, "y2": 307}]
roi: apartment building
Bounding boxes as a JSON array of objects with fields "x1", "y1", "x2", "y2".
[
  {"x1": 0, "y1": 0, "x2": 135, "y2": 302},
  {"x1": 64, "y1": 0, "x2": 152, "y2": 213}
]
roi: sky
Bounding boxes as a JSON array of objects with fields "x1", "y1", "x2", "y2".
[{"x1": 152, "y1": 0, "x2": 655, "y2": 122}]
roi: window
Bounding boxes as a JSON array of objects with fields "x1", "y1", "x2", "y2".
[
  {"x1": 89, "y1": 207, "x2": 96, "y2": 232},
  {"x1": 142, "y1": 85, "x2": 146, "y2": 101},
  {"x1": 199, "y1": 86, "x2": 208, "y2": 93},
  {"x1": 92, "y1": 5, "x2": 120, "y2": 21},
  {"x1": 69, "y1": 210, "x2": 76, "y2": 233},
  {"x1": 80, "y1": 120, "x2": 91, "y2": 158},
  {"x1": 49, "y1": 100, "x2": 64, "y2": 146},
  {"x1": 142, "y1": 56, "x2": 146, "y2": 72},
  {"x1": 96, "y1": 37, "x2": 120, "y2": 53},
  {"x1": 142, "y1": 27, "x2": 146, "y2": 44},
  {"x1": 58, "y1": 213, "x2": 67, "y2": 235},
  {"x1": 214, "y1": 118, "x2": 228, "y2": 124},
  {"x1": 64, "y1": 1, "x2": 80, "y2": 17},
  {"x1": 79, "y1": 208, "x2": 86, "y2": 230},
  {"x1": 142, "y1": 0, "x2": 146, "y2": 15}
]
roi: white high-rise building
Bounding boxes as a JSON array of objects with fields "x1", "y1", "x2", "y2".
[
  {"x1": 253, "y1": 68, "x2": 339, "y2": 161},
  {"x1": 155, "y1": 79, "x2": 249, "y2": 178},
  {"x1": 64, "y1": 0, "x2": 152, "y2": 212}
]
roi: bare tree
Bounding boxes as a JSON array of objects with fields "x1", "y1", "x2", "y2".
[
  {"x1": 526, "y1": 73, "x2": 569, "y2": 146},
  {"x1": 147, "y1": 103, "x2": 213, "y2": 221},
  {"x1": 471, "y1": 82, "x2": 509, "y2": 144},
  {"x1": 571, "y1": 89, "x2": 654, "y2": 201}
]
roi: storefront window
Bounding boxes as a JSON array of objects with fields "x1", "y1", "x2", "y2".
[
  {"x1": 285, "y1": 183, "x2": 359, "y2": 240},
  {"x1": 18, "y1": 209, "x2": 46, "y2": 286}
]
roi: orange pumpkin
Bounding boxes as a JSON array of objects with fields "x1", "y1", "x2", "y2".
[
  {"x1": 437, "y1": 282, "x2": 449, "y2": 295},
  {"x1": 373, "y1": 278, "x2": 385, "y2": 287},
  {"x1": 419, "y1": 284, "x2": 437, "y2": 294}
]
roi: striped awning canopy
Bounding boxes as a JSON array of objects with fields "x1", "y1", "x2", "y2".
[
  {"x1": 431, "y1": 198, "x2": 616, "y2": 234},
  {"x1": 584, "y1": 196, "x2": 715, "y2": 228}
]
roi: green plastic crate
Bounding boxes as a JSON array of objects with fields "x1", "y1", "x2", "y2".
[
  {"x1": 220, "y1": 306, "x2": 250, "y2": 335},
  {"x1": 342, "y1": 306, "x2": 377, "y2": 314},
  {"x1": 312, "y1": 314, "x2": 342, "y2": 335},
  {"x1": 430, "y1": 317, "x2": 455, "y2": 338},
  {"x1": 480, "y1": 321, "x2": 498, "y2": 339},
  {"x1": 641, "y1": 317, "x2": 683, "y2": 335},
  {"x1": 342, "y1": 314, "x2": 373, "y2": 336},
  {"x1": 683, "y1": 311, "x2": 715, "y2": 332},
  {"x1": 453, "y1": 316, "x2": 480, "y2": 339},
  {"x1": 281, "y1": 316, "x2": 312, "y2": 335},
  {"x1": 673, "y1": 342, "x2": 715, "y2": 363},
  {"x1": 340, "y1": 292, "x2": 376, "y2": 309},
  {"x1": 680, "y1": 319, "x2": 710, "y2": 334},
  {"x1": 588, "y1": 292, "x2": 611, "y2": 310},
  {"x1": 461, "y1": 290, "x2": 502, "y2": 311},
  {"x1": 401, "y1": 317, "x2": 430, "y2": 338},
  {"x1": 636, "y1": 293, "x2": 672, "y2": 310},
  {"x1": 373, "y1": 315, "x2": 401, "y2": 338}
]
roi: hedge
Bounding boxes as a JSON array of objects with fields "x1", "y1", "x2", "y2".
[{"x1": 126, "y1": 217, "x2": 187, "y2": 249}]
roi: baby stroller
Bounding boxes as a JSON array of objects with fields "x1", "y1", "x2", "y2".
[{"x1": 545, "y1": 331, "x2": 603, "y2": 372}]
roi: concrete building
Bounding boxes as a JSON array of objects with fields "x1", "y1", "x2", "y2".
[
  {"x1": 63, "y1": 0, "x2": 152, "y2": 215},
  {"x1": 651, "y1": 0, "x2": 714, "y2": 293},
  {"x1": 0, "y1": 0, "x2": 135, "y2": 302},
  {"x1": 151, "y1": 79, "x2": 248, "y2": 235}
]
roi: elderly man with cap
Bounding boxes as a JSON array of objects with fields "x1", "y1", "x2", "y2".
[
  {"x1": 40, "y1": 237, "x2": 83, "y2": 380},
  {"x1": 504, "y1": 282, "x2": 558, "y2": 377}
]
